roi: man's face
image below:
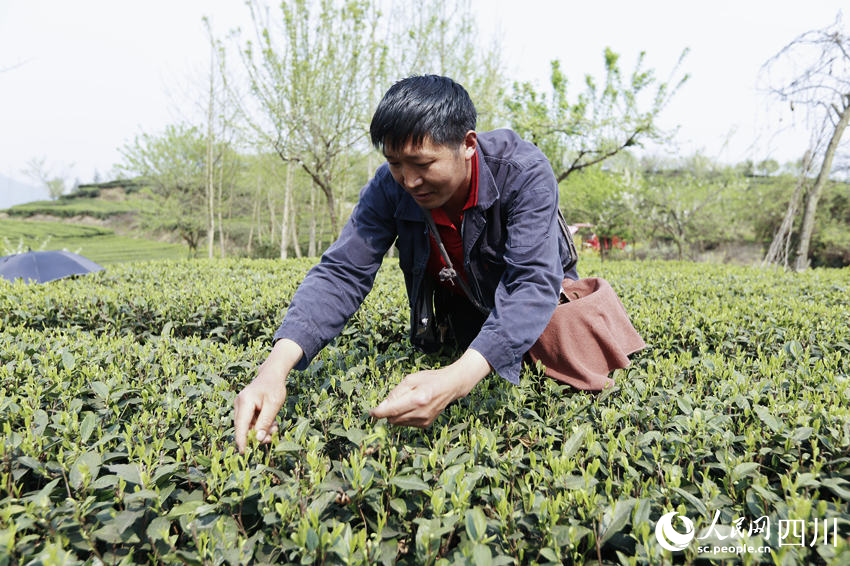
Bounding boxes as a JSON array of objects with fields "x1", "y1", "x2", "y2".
[{"x1": 383, "y1": 132, "x2": 477, "y2": 210}]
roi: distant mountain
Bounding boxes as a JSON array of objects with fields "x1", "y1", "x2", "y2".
[{"x1": 0, "y1": 174, "x2": 50, "y2": 210}]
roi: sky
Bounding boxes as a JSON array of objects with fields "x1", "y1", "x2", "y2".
[{"x1": 0, "y1": 0, "x2": 846, "y2": 195}]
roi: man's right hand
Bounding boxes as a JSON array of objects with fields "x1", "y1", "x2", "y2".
[{"x1": 233, "y1": 338, "x2": 303, "y2": 454}]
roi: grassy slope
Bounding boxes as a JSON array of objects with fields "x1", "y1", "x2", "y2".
[
  {"x1": 3, "y1": 194, "x2": 155, "y2": 219},
  {"x1": 0, "y1": 218, "x2": 189, "y2": 264}
]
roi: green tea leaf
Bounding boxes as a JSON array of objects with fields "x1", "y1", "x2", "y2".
[
  {"x1": 25, "y1": 478, "x2": 60, "y2": 507},
  {"x1": 753, "y1": 406, "x2": 782, "y2": 433},
  {"x1": 599, "y1": 498, "x2": 636, "y2": 544},
  {"x1": 91, "y1": 381, "x2": 110, "y2": 399},
  {"x1": 61, "y1": 350, "x2": 75, "y2": 371},
  {"x1": 146, "y1": 516, "x2": 172, "y2": 542},
  {"x1": 106, "y1": 463, "x2": 142, "y2": 485},
  {"x1": 791, "y1": 427, "x2": 813, "y2": 442},
  {"x1": 389, "y1": 498, "x2": 407, "y2": 515},
  {"x1": 79, "y1": 412, "x2": 96, "y2": 444},
  {"x1": 161, "y1": 321, "x2": 174, "y2": 338},
  {"x1": 390, "y1": 475, "x2": 429, "y2": 492},
  {"x1": 464, "y1": 507, "x2": 488, "y2": 541},
  {"x1": 732, "y1": 462, "x2": 760, "y2": 481},
  {"x1": 821, "y1": 477, "x2": 850, "y2": 500},
  {"x1": 167, "y1": 500, "x2": 205, "y2": 519},
  {"x1": 69, "y1": 451, "x2": 101, "y2": 490},
  {"x1": 561, "y1": 427, "x2": 586, "y2": 459},
  {"x1": 471, "y1": 543, "x2": 493, "y2": 566}
]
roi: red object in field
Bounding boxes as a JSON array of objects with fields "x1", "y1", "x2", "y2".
[{"x1": 584, "y1": 234, "x2": 627, "y2": 251}]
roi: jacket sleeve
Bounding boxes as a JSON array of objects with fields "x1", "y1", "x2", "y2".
[
  {"x1": 469, "y1": 159, "x2": 563, "y2": 384},
  {"x1": 273, "y1": 172, "x2": 397, "y2": 369}
]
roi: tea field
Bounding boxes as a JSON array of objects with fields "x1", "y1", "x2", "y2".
[
  {"x1": 1, "y1": 258, "x2": 848, "y2": 565},
  {"x1": 0, "y1": 219, "x2": 190, "y2": 264}
]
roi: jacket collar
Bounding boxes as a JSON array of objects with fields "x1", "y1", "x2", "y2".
[{"x1": 474, "y1": 144, "x2": 499, "y2": 210}]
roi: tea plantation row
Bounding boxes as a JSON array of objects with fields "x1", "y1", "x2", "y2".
[{"x1": 1, "y1": 258, "x2": 848, "y2": 565}]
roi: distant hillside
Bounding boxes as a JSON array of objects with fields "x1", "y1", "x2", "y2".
[
  {"x1": 0, "y1": 174, "x2": 49, "y2": 209},
  {"x1": 0, "y1": 217, "x2": 189, "y2": 263},
  {"x1": 2, "y1": 179, "x2": 150, "y2": 220},
  {"x1": 0, "y1": 178, "x2": 193, "y2": 263}
]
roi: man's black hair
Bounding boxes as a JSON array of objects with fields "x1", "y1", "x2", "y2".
[{"x1": 370, "y1": 75, "x2": 476, "y2": 152}]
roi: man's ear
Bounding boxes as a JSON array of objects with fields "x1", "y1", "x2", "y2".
[{"x1": 462, "y1": 130, "x2": 477, "y2": 160}]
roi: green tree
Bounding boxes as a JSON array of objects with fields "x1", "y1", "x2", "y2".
[
  {"x1": 559, "y1": 165, "x2": 639, "y2": 260},
  {"x1": 757, "y1": 158, "x2": 780, "y2": 176},
  {"x1": 637, "y1": 170, "x2": 741, "y2": 260},
  {"x1": 117, "y1": 124, "x2": 209, "y2": 251},
  {"x1": 507, "y1": 47, "x2": 688, "y2": 183},
  {"x1": 810, "y1": 183, "x2": 850, "y2": 266}
]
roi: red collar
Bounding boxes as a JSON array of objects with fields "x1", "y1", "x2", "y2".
[{"x1": 431, "y1": 152, "x2": 479, "y2": 227}]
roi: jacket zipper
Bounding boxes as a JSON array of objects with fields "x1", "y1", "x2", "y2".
[{"x1": 461, "y1": 215, "x2": 488, "y2": 310}]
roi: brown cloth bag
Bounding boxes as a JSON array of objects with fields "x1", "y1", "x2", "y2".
[{"x1": 527, "y1": 277, "x2": 646, "y2": 391}]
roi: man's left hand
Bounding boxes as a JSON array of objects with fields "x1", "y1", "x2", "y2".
[{"x1": 369, "y1": 349, "x2": 491, "y2": 427}]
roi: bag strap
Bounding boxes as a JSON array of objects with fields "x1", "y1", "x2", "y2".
[
  {"x1": 422, "y1": 211, "x2": 490, "y2": 315},
  {"x1": 423, "y1": 206, "x2": 577, "y2": 313},
  {"x1": 557, "y1": 207, "x2": 578, "y2": 273}
]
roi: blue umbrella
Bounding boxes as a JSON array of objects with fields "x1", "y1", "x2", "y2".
[{"x1": 0, "y1": 250, "x2": 104, "y2": 284}]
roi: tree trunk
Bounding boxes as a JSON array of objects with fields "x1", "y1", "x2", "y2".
[
  {"x1": 205, "y1": 53, "x2": 216, "y2": 259},
  {"x1": 794, "y1": 97, "x2": 850, "y2": 271},
  {"x1": 291, "y1": 206, "x2": 302, "y2": 258},
  {"x1": 317, "y1": 181, "x2": 339, "y2": 238},
  {"x1": 763, "y1": 150, "x2": 813, "y2": 269},
  {"x1": 280, "y1": 162, "x2": 292, "y2": 260},
  {"x1": 218, "y1": 160, "x2": 225, "y2": 258},
  {"x1": 207, "y1": 46, "x2": 215, "y2": 259},
  {"x1": 318, "y1": 207, "x2": 327, "y2": 253},
  {"x1": 247, "y1": 174, "x2": 260, "y2": 254},
  {"x1": 268, "y1": 188, "x2": 277, "y2": 246},
  {"x1": 308, "y1": 182, "x2": 317, "y2": 257},
  {"x1": 247, "y1": 212, "x2": 255, "y2": 254}
]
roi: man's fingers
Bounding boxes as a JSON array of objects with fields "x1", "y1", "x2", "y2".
[
  {"x1": 371, "y1": 371, "x2": 440, "y2": 419},
  {"x1": 386, "y1": 410, "x2": 431, "y2": 428},
  {"x1": 234, "y1": 395, "x2": 259, "y2": 454},
  {"x1": 383, "y1": 380, "x2": 413, "y2": 402},
  {"x1": 253, "y1": 396, "x2": 282, "y2": 442},
  {"x1": 371, "y1": 387, "x2": 429, "y2": 419},
  {"x1": 263, "y1": 423, "x2": 279, "y2": 444}
]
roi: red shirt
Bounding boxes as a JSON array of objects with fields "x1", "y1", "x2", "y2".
[{"x1": 426, "y1": 153, "x2": 479, "y2": 294}]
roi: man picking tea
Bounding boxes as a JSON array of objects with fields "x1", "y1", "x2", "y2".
[{"x1": 234, "y1": 75, "x2": 641, "y2": 453}]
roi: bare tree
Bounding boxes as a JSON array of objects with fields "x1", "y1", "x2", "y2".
[
  {"x1": 762, "y1": 149, "x2": 816, "y2": 268},
  {"x1": 229, "y1": 0, "x2": 384, "y2": 238},
  {"x1": 23, "y1": 157, "x2": 71, "y2": 200},
  {"x1": 223, "y1": 0, "x2": 506, "y2": 250},
  {"x1": 385, "y1": 0, "x2": 508, "y2": 130},
  {"x1": 761, "y1": 14, "x2": 850, "y2": 270}
]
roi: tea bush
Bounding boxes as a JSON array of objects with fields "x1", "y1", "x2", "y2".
[{"x1": 1, "y1": 258, "x2": 848, "y2": 564}]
